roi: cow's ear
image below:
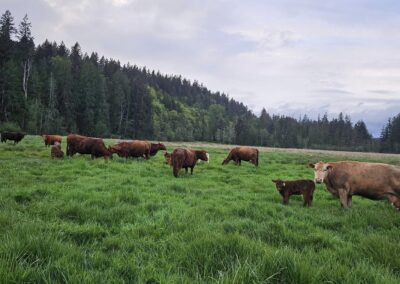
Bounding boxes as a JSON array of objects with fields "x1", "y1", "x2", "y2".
[
  {"x1": 282, "y1": 182, "x2": 286, "y2": 187},
  {"x1": 272, "y1": 179, "x2": 278, "y2": 183},
  {"x1": 308, "y1": 163, "x2": 315, "y2": 168},
  {"x1": 326, "y1": 165, "x2": 333, "y2": 171}
]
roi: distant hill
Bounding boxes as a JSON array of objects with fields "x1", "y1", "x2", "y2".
[{"x1": 3, "y1": 10, "x2": 400, "y2": 153}]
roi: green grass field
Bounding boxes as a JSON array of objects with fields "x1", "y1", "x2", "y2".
[{"x1": 1, "y1": 136, "x2": 400, "y2": 283}]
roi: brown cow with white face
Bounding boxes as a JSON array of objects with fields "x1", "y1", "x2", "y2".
[{"x1": 309, "y1": 161, "x2": 400, "y2": 210}]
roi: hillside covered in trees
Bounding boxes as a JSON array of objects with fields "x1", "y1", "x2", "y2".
[{"x1": 0, "y1": 10, "x2": 398, "y2": 152}]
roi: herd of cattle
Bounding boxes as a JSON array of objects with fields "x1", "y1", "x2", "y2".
[{"x1": 1, "y1": 131, "x2": 400, "y2": 211}]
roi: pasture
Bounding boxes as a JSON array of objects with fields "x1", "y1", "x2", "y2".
[{"x1": 1, "y1": 136, "x2": 400, "y2": 283}]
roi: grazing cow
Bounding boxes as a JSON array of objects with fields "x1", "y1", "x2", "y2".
[
  {"x1": 171, "y1": 148, "x2": 209, "y2": 177},
  {"x1": 109, "y1": 140, "x2": 151, "y2": 159},
  {"x1": 0, "y1": 132, "x2": 25, "y2": 144},
  {"x1": 51, "y1": 142, "x2": 64, "y2": 159},
  {"x1": 309, "y1": 161, "x2": 400, "y2": 210},
  {"x1": 42, "y1": 134, "x2": 62, "y2": 147},
  {"x1": 149, "y1": 142, "x2": 167, "y2": 157},
  {"x1": 67, "y1": 134, "x2": 111, "y2": 159},
  {"x1": 222, "y1": 147, "x2": 259, "y2": 167},
  {"x1": 272, "y1": 179, "x2": 315, "y2": 207}
]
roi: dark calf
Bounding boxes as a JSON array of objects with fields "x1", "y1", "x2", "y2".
[{"x1": 272, "y1": 179, "x2": 315, "y2": 207}]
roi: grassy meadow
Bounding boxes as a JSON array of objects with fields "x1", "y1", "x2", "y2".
[{"x1": 1, "y1": 135, "x2": 400, "y2": 283}]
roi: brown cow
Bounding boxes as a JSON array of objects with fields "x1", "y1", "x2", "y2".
[
  {"x1": 67, "y1": 134, "x2": 111, "y2": 159},
  {"x1": 222, "y1": 147, "x2": 259, "y2": 167},
  {"x1": 171, "y1": 148, "x2": 208, "y2": 177},
  {"x1": 66, "y1": 134, "x2": 87, "y2": 156},
  {"x1": 149, "y1": 142, "x2": 167, "y2": 157},
  {"x1": 108, "y1": 140, "x2": 151, "y2": 159},
  {"x1": 51, "y1": 142, "x2": 64, "y2": 159},
  {"x1": 309, "y1": 161, "x2": 400, "y2": 210},
  {"x1": 272, "y1": 179, "x2": 315, "y2": 207},
  {"x1": 42, "y1": 134, "x2": 62, "y2": 147}
]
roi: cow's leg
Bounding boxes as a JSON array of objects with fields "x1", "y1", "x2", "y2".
[
  {"x1": 190, "y1": 167, "x2": 193, "y2": 174},
  {"x1": 309, "y1": 192, "x2": 314, "y2": 207},
  {"x1": 283, "y1": 192, "x2": 289, "y2": 205},
  {"x1": 238, "y1": 159, "x2": 241, "y2": 166},
  {"x1": 347, "y1": 195, "x2": 353, "y2": 208},
  {"x1": 303, "y1": 193, "x2": 310, "y2": 207},
  {"x1": 185, "y1": 167, "x2": 188, "y2": 173},
  {"x1": 387, "y1": 194, "x2": 400, "y2": 210},
  {"x1": 338, "y1": 188, "x2": 349, "y2": 208}
]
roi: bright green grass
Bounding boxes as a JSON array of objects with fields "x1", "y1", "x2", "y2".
[{"x1": 1, "y1": 136, "x2": 400, "y2": 283}]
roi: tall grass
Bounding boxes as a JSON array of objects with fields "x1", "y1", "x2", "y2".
[{"x1": 0, "y1": 136, "x2": 399, "y2": 283}]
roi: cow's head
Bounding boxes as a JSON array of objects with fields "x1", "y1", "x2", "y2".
[
  {"x1": 108, "y1": 145, "x2": 119, "y2": 153},
  {"x1": 158, "y1": 143, "x2": 167, "y2": 151},
  {"x1": 195, "y1": 150, "x2": 209, "y2": 162},
  {"x1": 164, "y1": 152, "x2": 172, "y2": 165},
  {"x1": 309, "y1": 161, "x2": 332, "y2": 183},
  {"x1": 272, "y1": 179, "x2": 286, "y2": 191}
]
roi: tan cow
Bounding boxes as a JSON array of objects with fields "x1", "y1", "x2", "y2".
[
  {"x1": 309, "y1": 161, "x2": 400, "y2": 210},
  {"x1": 222, "y1": 147, "x2": 258, "y2": 167}
]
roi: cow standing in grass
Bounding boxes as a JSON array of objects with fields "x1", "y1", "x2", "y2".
[
  {"x1": 222, "y1": 147, "x2": 259, "y2": 167},
  {"x1": 171, "y1": 148, "x2": 208, "y2": 177},
  {"x1": 42, "y1": 134, "x2": 62, "y2": 147},
  {"x1": 309, "y1": 161, "x2": 400, "y2": 210},
  {"x1": 272, "y1": 179, "x2": 315, "y2": 207},
  {"x1": 67, "y1": 134, "x2": 111, "y2": 159},
  {"x1": 109, "y1": 140, "x2": 150, "y2": 159},
  {"x1": 0, "y1": 132, "x2": 25, "y2": 144}
]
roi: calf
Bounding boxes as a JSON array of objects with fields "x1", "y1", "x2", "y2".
[
  {"x1": 272, "y1": 179, "x2": 315, "y2": 207},
  {"x1": 51, "y1": 142, "x2": 64, "y2": 159}
]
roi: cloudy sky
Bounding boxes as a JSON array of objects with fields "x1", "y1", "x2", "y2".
[{"x1": 3, "y1": 0, "x2": 400, "y2": 136}]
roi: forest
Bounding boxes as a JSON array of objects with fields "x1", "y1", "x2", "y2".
[{"x1": 1, "y1": 10, "x2": 399, "y2": 153}]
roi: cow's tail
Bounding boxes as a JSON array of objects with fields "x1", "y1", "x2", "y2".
[
  {"x1": 66, "y1": 141, "x2": 70, "y2": 156},
  {"x1": 172, "y1": 153, "x2": 183, "y2": 178}
]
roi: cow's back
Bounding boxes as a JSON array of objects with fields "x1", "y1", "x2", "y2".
[
  {"x1": 328, "y1": 161, "x2": 400, "y2": 197},
  {"x1": 237, "y1": 147, "x2": 257, "y2": 160}
]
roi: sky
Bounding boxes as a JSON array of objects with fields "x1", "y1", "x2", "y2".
[{"x1": 2, "y1": 0, "x2": 400, "y2": 136}]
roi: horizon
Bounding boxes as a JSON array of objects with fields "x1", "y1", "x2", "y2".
[{"x1": 3, "y1": 0, "x2": 400, "y2": 137}]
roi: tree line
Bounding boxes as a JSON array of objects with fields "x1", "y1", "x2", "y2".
[{"x1": 0, "y1": 10, "x2": 398, "y2": 152}]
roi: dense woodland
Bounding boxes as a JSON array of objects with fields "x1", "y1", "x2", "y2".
[{"x1": 0, "y1": 11, "x2": 399, "y2": 152}]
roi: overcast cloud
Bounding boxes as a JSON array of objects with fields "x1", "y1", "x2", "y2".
[{"x1": 3, "y1": 0, "x2": 400, "y2": 136}]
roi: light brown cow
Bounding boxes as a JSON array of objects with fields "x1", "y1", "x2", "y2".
[
  {"x1": 309, "y1": 161, "x2": 400, "y2": 210},
  {"x1": 222, "y1": 147, "x2": 258, "y2": 167},
  {"x1": 42, "y1": 134, "x2": 62, "y2": 147}
]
